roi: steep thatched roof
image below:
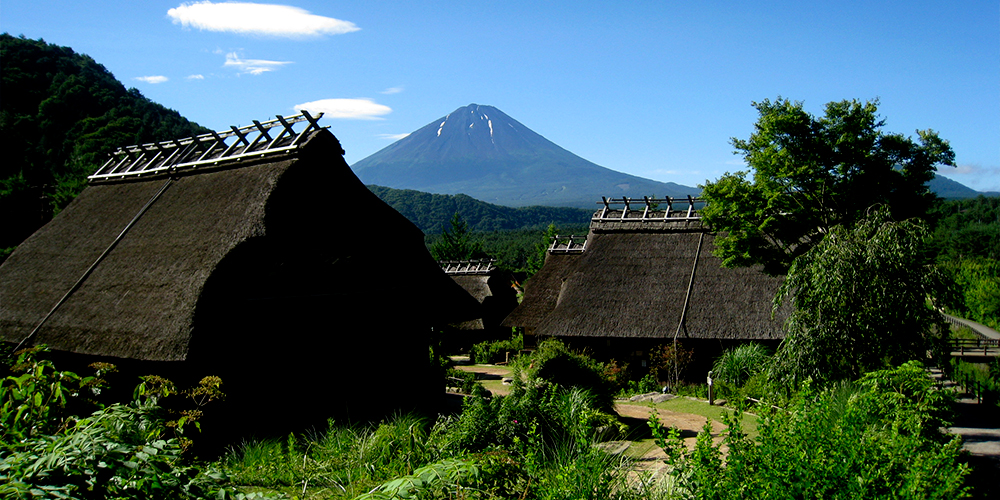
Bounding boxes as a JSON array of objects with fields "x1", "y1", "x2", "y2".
[
  {"x1": 1, "y1": 126, "x2": 480, "y2": 361},
  {"x1": 503, "y1": 197, "x2": 787, "y2": 340},
  {"x1": 441, "y1": 259, "x2": 518, "y2": 331}
]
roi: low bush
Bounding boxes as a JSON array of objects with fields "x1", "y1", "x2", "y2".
[
  {"x1": 470, "y1": 331, "x2": 523, "y2": 365},
  {"x1": 511, "y1": 338, "x2": 616, "y2": 412},
  {"x1": 649, "y1": 361, "x2": 971, "y2": 499}
]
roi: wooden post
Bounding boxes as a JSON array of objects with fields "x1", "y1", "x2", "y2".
[{"x1": 707, "y1": 370, "x2": 714, "y2": 406}]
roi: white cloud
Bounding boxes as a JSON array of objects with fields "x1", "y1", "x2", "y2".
[
  {"x1": 380, "y1": 86, "x2": 404, "y2": 95},
  {"x1": 294, "y1": 99, "x2": 392, "y2": 120},
  {"x1": 187, "y1": 74, "x2": 205, "y2": 80},
  {"x1": 378, "y1": 133, "x2": 410, "y2": 140},
  {"x1": 168, "y1": 1, "x2": 360, "y2": 38},
  {"x1": 224, "y1": 52, "x2": 291, "y2": 75},
  {"x1": 943, "y1": 163, "x2": 1000, "y2": 192},
  {"x1": 134, "y1": 75, "x2": 169, "y2": 84}
]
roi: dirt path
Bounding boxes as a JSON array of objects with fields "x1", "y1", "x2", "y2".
[
  {"x1": 615, "y1": 403, "x2": 726, "y2": 476},
  {"x1": 452, "y1": 365, "x2": 727, "y2": 476}
]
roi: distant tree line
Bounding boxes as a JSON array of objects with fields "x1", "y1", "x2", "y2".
[
  {"x1": 0, "y1": 34, "x2": 208, "y2": 259},
  {"x1": 366, "y1": 185, "x2": 592, "y2": 234}
]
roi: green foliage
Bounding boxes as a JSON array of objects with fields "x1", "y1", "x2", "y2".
[
  {"x1": 446, "y1": 368, "x2": 482, "y2": 395},
  {"x1": 431, "y1": 213, "x2": 488, "y2": 261},
  {"x1": 940, "y1": 258, "x2": 1000, "y2": 330},
  {"x1": 647, "y1": 342, "x2": 695, "y2": 389},
  {"x1": 470, "y1": 331, "x2": 523, "y2": 365},
  {"x1": 772, "y1": 207, "x2": 956, "y2": 384},
  {"x1": 928, "y1": 195, "x2": 1000, "y2": 262},
  {"x1": 651, "y1": 362, "x2": 970, "y2": 499},
  {"x1": 949, "y1": 358, "x2": 1000, "y2": 407},
  {"x1": 512, "y1": 339, "x2": 616, "y2": 412},
  {"x1": 0, "y1": 34, "x2": 209, "y2": 249},
  {"x1": 526, "y1": 224, "x2": 559, "y2": 276},
  {"x1": 701, "y1": 97, "x2": 955, "y2": 275},
  {"x1": 368, "y1": 186, "x2": 592, "y2": 235},
  {"x1": 224, "y1": 415, "x2": 453, "y2": 498},
  {"x1": 1, "y1": 402, "x2": 236, "y2": 499},
  {"x1": 0, "y1": 346, "x2": 107, "y2": 446},
  {"x1": 354, "y1": 458, "x2": 479, "y2": 500},
  {"x1": 615, "y1": 372, "x2": 661, "y2": 398},
  {"x1": 711, "y1": 343, "x2": 772, "y2": 399}
]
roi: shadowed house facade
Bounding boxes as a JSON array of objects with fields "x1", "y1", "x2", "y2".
[
  {"x1": 439, "y1": 259, "x2": 519, "y2": 350},
  {"x1": 503, "y1": 197, "x2": 787, "y2": 374},
  {"x1": 0, "y1": 113, "x2": 480, "y2": 440}
]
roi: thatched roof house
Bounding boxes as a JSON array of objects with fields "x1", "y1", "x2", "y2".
[
  {"x1": 1, "y1": 113, "x2": 479, "y2": 439},
  {"x1": 439, "y1": 259, "x2": 518, "y2": 348},
  {"x1": 503, "y1": 197, "x2": 786, "y2": 365}
]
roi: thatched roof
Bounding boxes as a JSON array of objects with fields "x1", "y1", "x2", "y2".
[
  {"x1": 503, "y1": 197, "x2": 787, "y2": 340},
  {"x1": 1, "y1": 126, "x2": 480, "y2": 361},
  {"x1": 441, "y1": 259, "x2": 517, "y2": 331}
]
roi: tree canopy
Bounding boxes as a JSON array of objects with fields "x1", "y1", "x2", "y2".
[
  {"x1": 770, "y1": 207, "x2": 956, "y2": 384},
  {"x1": 0, "y1": 34, "x2": 208, "y2": 255},
  {"x1": 701, "y1": 97, "x2": 955, "y2": 275}
]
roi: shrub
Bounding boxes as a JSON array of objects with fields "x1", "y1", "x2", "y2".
[
  {"x1": 0, "y1": 346, "x2": 108, "y2": 446},
  {"x1": 712, "y1": 343, "x2": 772, "y2": 389},
  {"x1": 1, "y1": 397, "x2": 239, "y2": 499},
  {"x1": 470, "y1": 331, "x2": 523, "y2": 365},
  {"x1": 650, "y1": 361, "x2": 972, "y2": 499},
  {"x1": 512, "y1": 339, "x2": 616, "y2": 412},
  {"x1": 648, "y1": 342, "x2": 694, "y2": 388}
]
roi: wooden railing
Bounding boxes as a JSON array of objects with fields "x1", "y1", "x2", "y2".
[{"x1": 949, "y1": 338, "x2": 1000, "y2": 356}]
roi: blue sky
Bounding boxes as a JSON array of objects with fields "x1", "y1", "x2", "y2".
[{"x1": 3, "y1": 1, "x2": 998, "y2": 192}]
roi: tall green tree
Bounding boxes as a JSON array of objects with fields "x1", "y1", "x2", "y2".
[
  {"x1": 771, "y1": 207, "x2": 956, "y2": 384},
  {"x1": 525, "y1": 223, "x2": 559, "y2": 276},
  {"x1": 430, "y1": 213, "x2": 487, "y2": 261},
  {"x1": 701, "y1": 97, "x2": 955, "y2": 275}
]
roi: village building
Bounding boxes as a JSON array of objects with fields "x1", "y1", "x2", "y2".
[
  {"x1": 503, "y1": 196, "x2": 787, "y2": 375},
  {"x1": 0, "y1": 113, "x2": 480, "y2": 440},
  {"x1": 439, "y1": 259, "x2": 519, "y2": 350}
]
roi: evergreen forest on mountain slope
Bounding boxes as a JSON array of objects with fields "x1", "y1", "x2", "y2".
[{"x1": 0, "y1": 34, "x2": 210, "y2": 255}]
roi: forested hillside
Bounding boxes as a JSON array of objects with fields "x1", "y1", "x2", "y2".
[
  {"x1": 0, "y1": 34, "x2": 209, "y2": 257},
  {"x1": 366, "y1": 185, "x2": 592, "y2": 234},
  {"x1": 929, "y1": 196, "x2": 1000, "y2": 330}
]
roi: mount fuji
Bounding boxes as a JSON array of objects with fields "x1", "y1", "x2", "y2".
[{"x1": 350, "y1": 104, "x2": 700, "y2": 208}]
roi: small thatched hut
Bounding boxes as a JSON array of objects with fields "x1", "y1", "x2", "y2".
[
  {"x1": 1, "y1": 113, "x2": 480, "y2": 440},
  {"x1": 439, "y1": 259, "x2": 518, "y2": 349},
  {"x1": 503, "y1": 197, "x2": 787, "y2": 371}
]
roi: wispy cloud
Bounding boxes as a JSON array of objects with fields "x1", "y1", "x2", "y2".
[
  {"x1": 168, "y1": 1, "x2": 360, "y2": 38},
  {"x1": 378, "y1": 133, "x2": 410, "y2": 140},
  {"x1": 134, "y1": 75, "x2": 169, "y2": 84},
  {"x1": 187, "y1": 74, "x2": 205, "y2": 80},
  {"x1": 380, "y1": 86, "x2": 404, "y2": 95},
  {"x1": 944, "y1": 163, "x2": 1000, "y2": 192},
  {"x1": 224, "y1": 52, "x2": 291, "y2": 75},
  {"x1": 294, "y1": 99, "x2": 392, "y2": 120}
]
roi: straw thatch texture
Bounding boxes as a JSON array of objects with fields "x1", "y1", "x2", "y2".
[
  {"x1": 501, "y1": 253, "x2": 582, "y2": 329},
  {"x1": 447, "y1": 273, "x2": 518, "y2": 331},
  {"x1": 504, "y1": 231, "x2": 786, "y2": 340},
  {"x1": 0, "y1": 129, "x2": 480, "y2": 361}
]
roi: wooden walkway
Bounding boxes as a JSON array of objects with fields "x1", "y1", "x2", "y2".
[{"x1": 944, "y1": 313, "x2": 1000, "y2": 358}]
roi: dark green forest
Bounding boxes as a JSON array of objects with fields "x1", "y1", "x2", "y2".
[
  {"x1": 366, "y1": 185, "x2": 592, "y2": 234},
  {"x1": 0, "y1": 34, "x2": 209, "y2": 256}
]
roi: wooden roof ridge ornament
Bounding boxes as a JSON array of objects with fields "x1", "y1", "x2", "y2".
[
  {"x1": 593, "y1": 195, "x2": 703, "y2": 222},
  {"x1": 440, "y1": 258, "x2": 496, "y2": 275},
  {"x1": 88, "y1": 111, "x2": 327, "y2": 183},
  {"x1": 591, "y1": 195, "x2": 705, "y2": 233},
  {"x1": 549, "y1": 234, "x2": 587, "y2": 254}
]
